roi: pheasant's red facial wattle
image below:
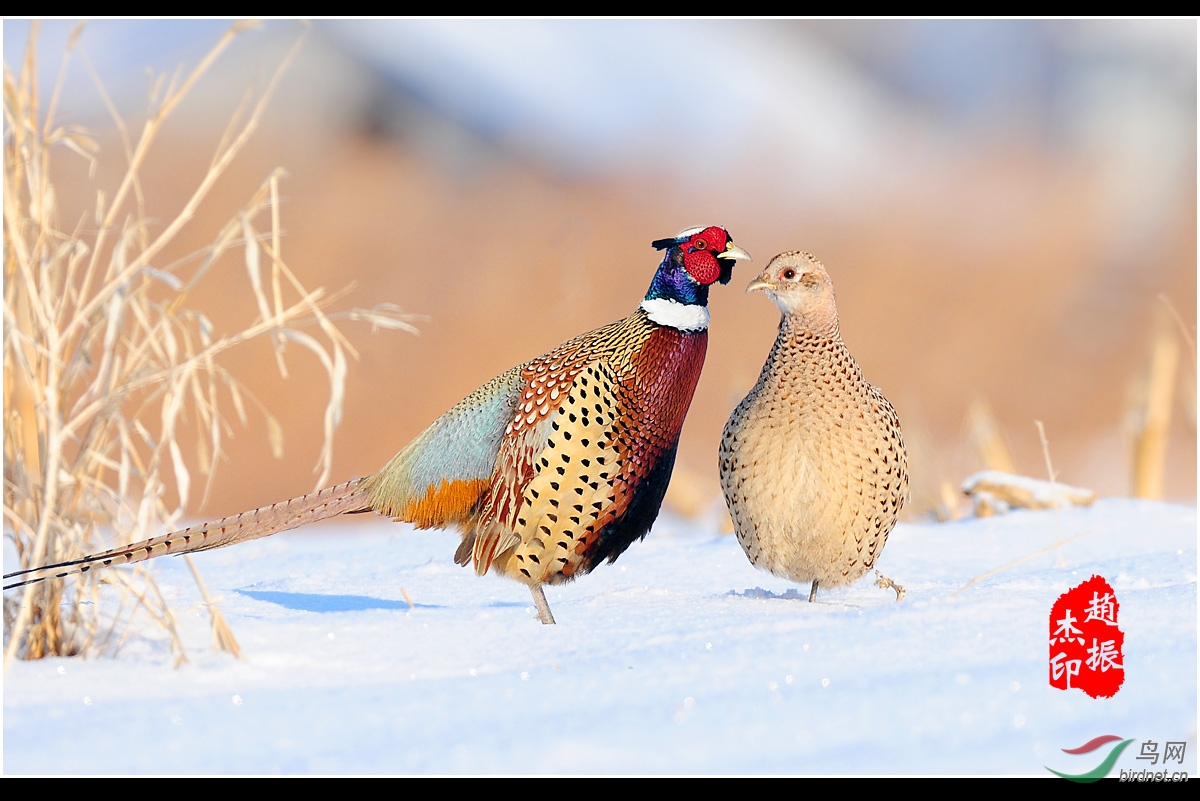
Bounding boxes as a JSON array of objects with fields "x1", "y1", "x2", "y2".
[
  {"x1": 682, "y1": 251, "x2": 721, "y2": 285},
  {"x1": 681, "y1": 226, "x2": 730, "y2": 286}
]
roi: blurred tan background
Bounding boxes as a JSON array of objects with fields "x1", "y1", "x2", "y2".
[{"x1": 6, "y1": 19, "x2": 1195, "y2": 521}]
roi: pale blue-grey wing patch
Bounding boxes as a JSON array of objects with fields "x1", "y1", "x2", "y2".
[{"x1": 363, "y1": 365, "x2": 524, "y2": 522}]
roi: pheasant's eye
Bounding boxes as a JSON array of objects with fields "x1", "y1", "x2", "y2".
[
  {"x1": 782, "y1": 268, "x2": 796, "y2": 280},
  {"x1": 693, "y1": 239, "x2": 707, "y2": 251}
]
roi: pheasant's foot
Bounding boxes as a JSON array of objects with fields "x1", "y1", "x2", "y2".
[
  {"x1": 874, "y1": 570, "x2": 905, "y2": 601},
  {"x1": 530, "y1": 584, "x2": 556, "y2": 625},
  {"x1": 808, "y1": 579, "x2": 819, "y2": 603}
]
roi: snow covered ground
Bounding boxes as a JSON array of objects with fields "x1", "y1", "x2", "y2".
[{"x1": 3, "y1": 498, "x2": 1195, "y2": 775}]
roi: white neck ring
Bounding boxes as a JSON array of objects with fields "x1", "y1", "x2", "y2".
[{"x1": 640, "y1": 298, "x2": 710, "y2": 331}]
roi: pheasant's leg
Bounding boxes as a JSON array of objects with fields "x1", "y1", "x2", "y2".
[
  {"x1": 530, "y1": 584, "x2": 557, "y2": 625},
  {"x1": 808, "y1": 580, "x2": 819, "y2": 603}
]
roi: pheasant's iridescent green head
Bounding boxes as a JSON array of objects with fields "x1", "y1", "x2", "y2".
[{"x1": 644, "y1": 226, "x2": 751, "y2": 316}]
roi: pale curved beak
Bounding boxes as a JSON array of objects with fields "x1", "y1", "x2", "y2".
[
  {"x1": 720, "y1": 242, "x2": 752, "y2": 262},
  {"x1": 745, "y1": 273, "x2": 773, "y2": 294}
]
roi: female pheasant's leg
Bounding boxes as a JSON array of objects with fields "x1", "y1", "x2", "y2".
[
  {"x1": 808, "y1": 580, "x2": 819, "y2": 603},
  {"x1": 530, "y1": 584, "x2": 556, "y2": 625}
]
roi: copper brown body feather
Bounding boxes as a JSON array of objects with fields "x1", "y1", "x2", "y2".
[{"x1": 426, "y1": 309, "x2": 706, "y2": 585}]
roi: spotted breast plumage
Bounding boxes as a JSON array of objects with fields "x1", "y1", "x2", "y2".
[
  {"x1": 6, "y1": 226, "x2": 750, "y2": 624},
  {"x1": 718, "y1": 251, "x2": 907, "y2": 602}
]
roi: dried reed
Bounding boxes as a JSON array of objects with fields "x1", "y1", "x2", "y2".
[
  {"x1": 967, "y1": 398, "x2": 1016, "y2": 474},
  {"x1": 3, "y1": 22, "x2": 417, "y2": 668},
  {"x1": 1130, "y1": 311, "x2": 1182, "y2": 500}
]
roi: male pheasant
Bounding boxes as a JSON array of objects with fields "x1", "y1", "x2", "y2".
[
  {"x1": 6, "y1": 226, "x2": 750, "y2": 624},
  {"x1": 718, "y1": 251, "x2": 907, "y2": 602}
]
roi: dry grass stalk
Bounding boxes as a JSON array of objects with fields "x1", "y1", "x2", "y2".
[
  {"x1": 1131, "y1": 320, "x2": 1181, "y2": 500},
  {"x1": 184, "y1": 555, "x2": 241, "y2": 659},
  {"x1": 1035, "y1": 419, "x2": 1067, "y2": 567},
  {"x1": 663, "y1": 464, "x2": 716, "y2": 519},
  {"x1": 949, "y1": 526, "x2": 1102, "y2": 600},
  {"x1": 938, "y1": 480, "x2": 964, "y2": 521},
  {"x1": 1034, "y1": 420, "x2": 1058, "y2": 483},
  {"x1": 1158, "y1": 293, "x2": 1196, "y2": 364},
  {"x1": 3, "y1": 22, "x2": 417, "y2": 668},
  {"x1": 967, "y1": 398, "x2": 1016, "y2": 474},
  {"x1": 1156, "y1": 295, "x2": 1196, "y2": 434}
]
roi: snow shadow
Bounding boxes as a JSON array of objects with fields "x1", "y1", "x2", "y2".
[
  {"x1": 725, "y1": 587, "x2": 865, "y2": 608},
  {"x1": 235, "y1": 588, "x2": 431, "y2": 612},
  {"x1": 729, "y1": 587, "x2": 811, "y2": 600}
]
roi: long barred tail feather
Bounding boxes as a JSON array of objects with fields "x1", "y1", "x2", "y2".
[{"x1": 3, "y1": 478, "x2": 371, "y2": 591}]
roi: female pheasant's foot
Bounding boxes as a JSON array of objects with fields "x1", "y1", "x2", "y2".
[
  {"x1": 808, "y1": 580, "x2": 819, "y2": 602},
  {"x1": 874, "y1": 570, "x2": 906, "y2": 601},
  {"x1": 530, "y1": 584, "x2": 556, "y2": 625}
]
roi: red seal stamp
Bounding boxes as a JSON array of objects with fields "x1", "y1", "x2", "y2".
[{"x1": 1049, "y1": 575, "x2": 1124, "y2": 698}]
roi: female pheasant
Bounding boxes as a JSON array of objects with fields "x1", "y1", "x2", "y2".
[
  {"x1": 718, "y1": 251, "x2": 907, "y2": 602},
  {"x1": 6, "y1": 226, "x2": 750, "y2": 624}
]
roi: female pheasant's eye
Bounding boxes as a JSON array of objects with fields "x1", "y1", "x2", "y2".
[
  {"x1": 693, "y1": 239, "x2": 707, "y2": 251},
  {"x1": 782, "y1": 269, "x2": 796, "y2": 280}
]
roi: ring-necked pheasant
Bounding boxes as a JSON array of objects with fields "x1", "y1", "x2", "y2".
[
  {"x1": 718, "y1": 251, "x2": 907, "y2": 603},
  {"x1": 5, "y1": 226, "x2": 750, "y2": 624}
]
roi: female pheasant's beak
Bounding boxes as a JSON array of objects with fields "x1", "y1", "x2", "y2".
[{"x1": 745, "y1": 269, "x2": 774, "y2": 294}]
